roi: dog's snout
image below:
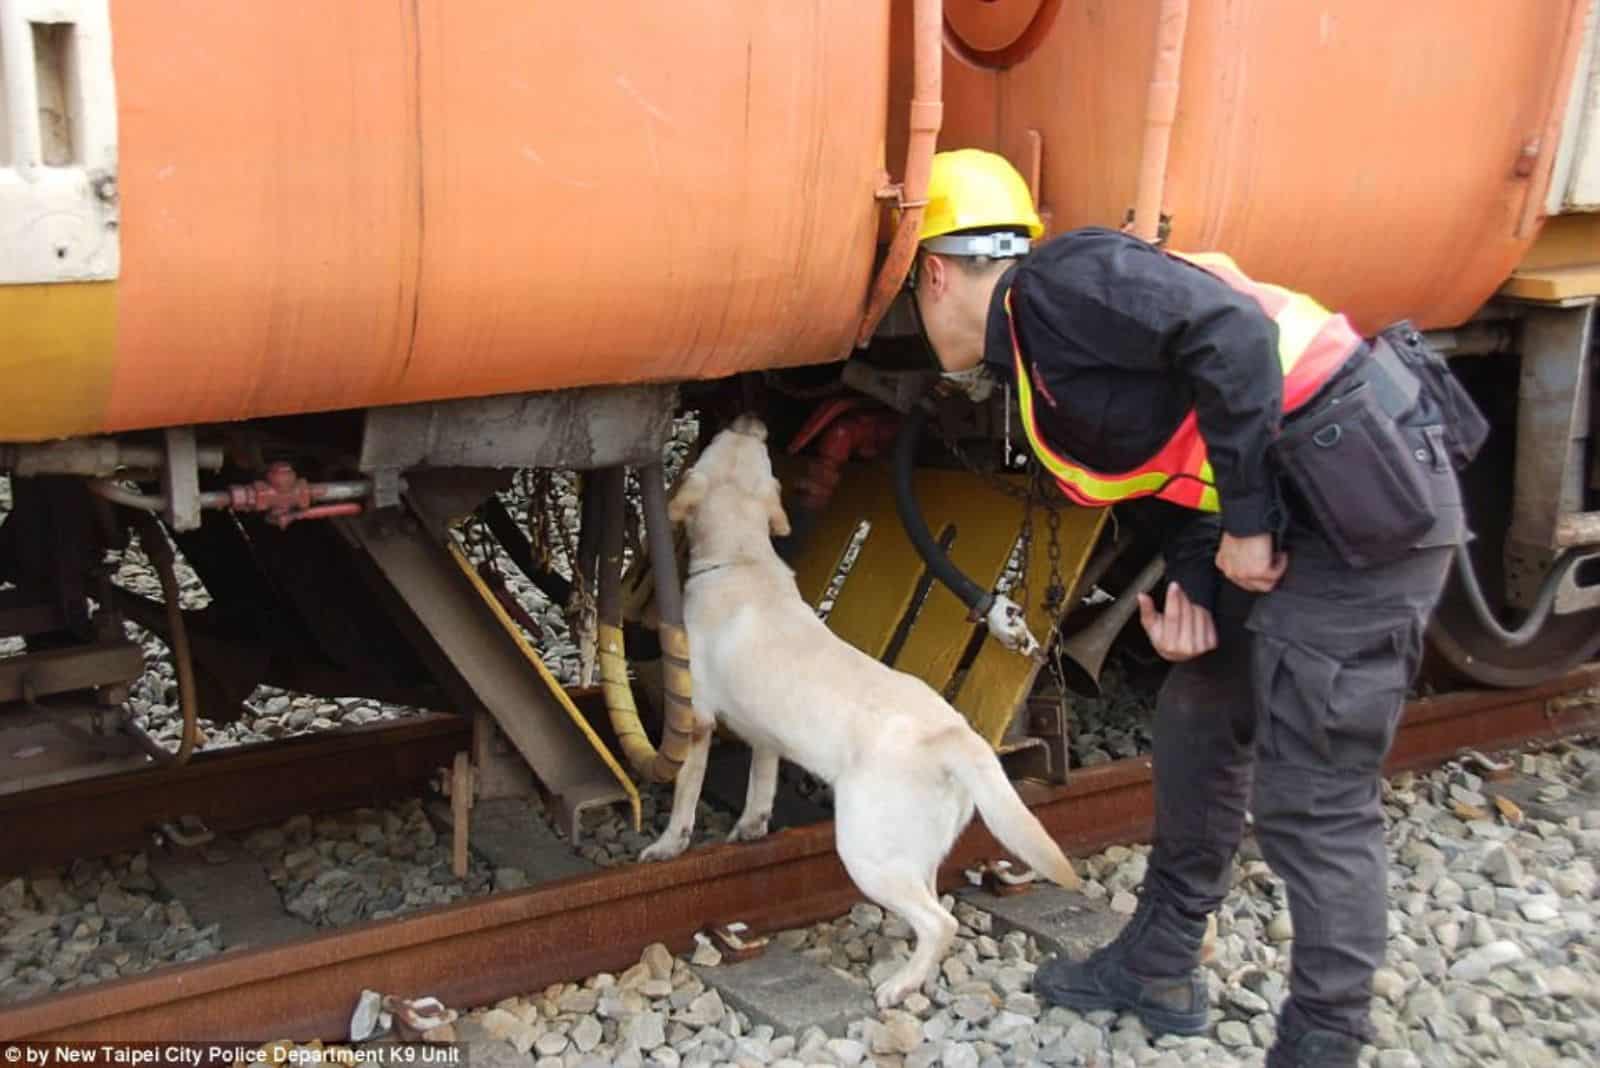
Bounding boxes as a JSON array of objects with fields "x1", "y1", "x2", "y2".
[{"x1": 729, "y1": 414, "x2": 769, "y2": 442}]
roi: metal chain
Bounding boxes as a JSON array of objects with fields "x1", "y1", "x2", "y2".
[
  {"x1": 922, "y1": 420, "x2": 1080, "y2": 713},
  {"x1": 1044, "y1": 495, "x2": 1066, "y2": 612}
]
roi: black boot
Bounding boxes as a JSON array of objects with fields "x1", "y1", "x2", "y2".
[
  {"x1": 1031, "y1": 888, "x2": 1209, "y2": 1036},
  {"x1": 1265, "y1": 1026, "x2": 1363, "y2": 1067}
]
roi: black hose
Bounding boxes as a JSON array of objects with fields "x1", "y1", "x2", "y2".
[
  {"x1": 1451, "y1": 538, "x2": 1582, "y2": 648},
  {"x1": 892, "y1": 401, "x2": 993, "y2": 617}
]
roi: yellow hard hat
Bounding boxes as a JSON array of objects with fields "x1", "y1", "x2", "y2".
[{"x1": 919, "y1": 149, "x2": 1044, "y2": 245}]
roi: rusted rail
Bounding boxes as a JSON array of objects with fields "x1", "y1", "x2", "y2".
[
  {"x1": 0, "y1": 714, "x2": 470, "y2": 873},
  {"x1": 3, "y1": 670, "x2": 1597, "y2": 1043}
]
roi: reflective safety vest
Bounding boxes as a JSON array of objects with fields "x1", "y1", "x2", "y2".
[{"x1": 1008, "y1": 251, "x2": 1362, "y2": 513}]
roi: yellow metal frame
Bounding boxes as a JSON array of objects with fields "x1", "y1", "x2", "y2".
[
  {"x1": 447, "y1": 540, "x2": 641, "y2": 829},
  {"x1": 788, "y1": 463, "x2": 1105, "y2": 746}
]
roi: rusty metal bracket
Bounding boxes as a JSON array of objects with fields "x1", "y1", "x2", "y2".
[
  {"x1": 965, "y1": 858, "x2": 1039, "y2": 897},
  {"x1": 703, "y1": 923, "x2": 769, "y2": 963},
  {"x1": 437, "y1": 751, "x2": 476, "y2": 880},
  {"x1": 155, "y1": 814, "x2": 216, "y2": 851}
]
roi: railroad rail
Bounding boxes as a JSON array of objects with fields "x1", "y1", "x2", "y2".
[{"x1": 2, "y1": 669, "x2": 1597, "y2": 1044}]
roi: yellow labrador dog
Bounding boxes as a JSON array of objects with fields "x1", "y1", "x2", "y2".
[{"x1": 641, "y1": 415, "x2": 1081, "y2": 1007}]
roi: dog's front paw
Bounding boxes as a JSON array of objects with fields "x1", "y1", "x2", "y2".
[
  {"x1": 639, "y1": 828, "x2": 691, "y2": 863},
  {"x1": 726, "y1": 815, "x2": 770, "y2": 843},
  {"x1": 873, "y1": 971, "x2": 923, "y2": 1010}
]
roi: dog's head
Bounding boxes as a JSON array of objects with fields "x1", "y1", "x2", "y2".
[{"x1": 668, "y1": 415, "x2": 791, "y2": 539}]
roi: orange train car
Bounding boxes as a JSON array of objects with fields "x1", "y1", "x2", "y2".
[{"x1": 2, "y1": 1, "x2": 1599, "y2": 811}]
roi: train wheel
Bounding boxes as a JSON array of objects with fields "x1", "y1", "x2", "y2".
[{"x1": 1427, "y1": 383, "x2": 1600, "y2": 687}]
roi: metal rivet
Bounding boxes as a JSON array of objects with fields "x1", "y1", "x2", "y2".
[{"x1": 1415, "y1": 448, "x2": 1429, "y2": 462}]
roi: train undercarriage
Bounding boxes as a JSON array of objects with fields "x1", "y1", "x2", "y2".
[{"x1": 3, "y1": 277, "x2": 1599, "y2": 845}]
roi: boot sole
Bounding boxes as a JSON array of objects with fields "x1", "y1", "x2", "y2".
[{"x1": 1047, "y1": 986, "x2": 1209, "y2": 1038}]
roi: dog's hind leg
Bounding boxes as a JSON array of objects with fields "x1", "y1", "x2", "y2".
[
  {"x1": 640, "y1": 721, "x2": 713, "y2": 862},
  {"x1": 728, "y1": 747, "x2": 779, "y2": 842},
  {"x1": 846, "y1": 861, "x2": 957, "y2": 1009},
  {"x1": 835, "y1": 782, "x2": 960, "y2": 1008}
]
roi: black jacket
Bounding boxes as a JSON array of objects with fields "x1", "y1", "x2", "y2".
[
  {"x1": 981, "y1": 227, "x2": 1289, "y2": 613},
  {"x1": 982, "y1": 227, "x2": 1286, "y2": 537}
]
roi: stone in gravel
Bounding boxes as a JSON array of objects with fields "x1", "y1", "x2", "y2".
[
  {"x1": 1110, "y1": 891, "x2": 1139, "y2": 915},
  {"x1": 507, "y1": 1022, "x2": 539, "y2": 1055},
  {"x1": 1003, "y1": 992, "x2": 1040, "y2": 1018},
  {"x1": 825, "y1": 1037, "x2": 866, "y2": 1066},
  {"x1": 492, "y1": 868, "x2": 527, "y2": 892},
  {"x1": 682, "y1": 990, "x2": 725, "y2": 1027},
  {"x1": 0, "y1": 878, "x2": 27, "y2": 911},
  {"x1": 1480, "y1": 845, "x2": 1524, "y2": 888},
  {"x1": 941, "y1": 957, "x2": 969, "y2": 985},
  {"x1": 1066, "y1": 1020, "x2": 1104, "y2": 1057},
  {"x1": 643, "y1": 942, "x2": 674, "y2": 981},
  {"x1": 1518, "y1": 896, "x2": 1560, "y2": 922},
  {"x1": 1447, "y1": 940, "x2": 1523, "y2": 981},
  {"x1": 626, "y1": 1008, "x2": 666, "y2": 1050},
  {"x1": 952, "y1": 995, "x2": 995, "y2": 1024},
  {"x1": 1267, "y1": 911, "x2": 1294, "y2": 942},
  {"x1": 1432, "y1": 876, "x2": 1464, "y2": 908},
  {"x1": 690, "y1": 939, "x2": 722, "y2": 967},
  {"x1": 480, "y1": 1010, "x2": 524, "y2": 1042},
  {"x1": 1217, "y1": 1020, "x2": 1253, "y2": 1047},
  {"x1": 1551, "y1": 861, "x2": 1597, "y2": 898},
  {"x1": 570, "y1": 1015, "x2": 602, "y2": 1053},
  {"x1": 534, "y1": 1031, "x2": 567, "y2": 1056},
  {"x1": 940, "y1": 1042, "x2": 979, "y2": 1068},
  {"x1": 560, "y1": 989, "x2": 599, "y2": 1014},
  {"x1": 1541, "y1": 965, "x2": 1596, "y2": 1002},
  {"x1": 1376, "y1": 1051, "x2": 1420, "y2": 1068},
  {"x1": 349, "y1": 989, "x2": 385, "y2": 1042},
  {"x1": 871, "y1": 1011, "x2": 921, "y2": 1054},
  {"x1": 1225, "y1": 986, "x2": 1271, "y2": 1016},
  {"x1": 1372, "y1": 968, "x2": 1406, "y2": 1005},
  {"x1": 420, "y1": 1024, "x2": 456, "y2": 1043},
  {"x1": 993, "y1": 966, "x2": 1031, "y2": 996}
]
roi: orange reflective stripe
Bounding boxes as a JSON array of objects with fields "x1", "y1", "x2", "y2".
[
  {"x1": 1006, "y1": 250, "x2": 1361, "y2": 514},
  {"x1": 1009, "y1": 293, "x2": 1223, "y2": 512}
]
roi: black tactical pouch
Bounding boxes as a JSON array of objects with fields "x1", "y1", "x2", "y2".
[
  {"x1": 1272, "y1": 380, "x2": 1437, "y2": 568},
  {"x1": 1378, "y1": 322, "x2": 1490, "y2": 469}
]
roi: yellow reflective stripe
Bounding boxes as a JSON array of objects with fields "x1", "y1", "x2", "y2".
[
  {"x1": 1271, "y1": 292, "x2": 1335, "y2": 374},
  {"x1": 1014, "y1": 347, "x2": 1172, "y2": 501}
]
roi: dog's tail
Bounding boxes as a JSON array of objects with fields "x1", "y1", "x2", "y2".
[{"x1": 942, "y1": 727, "x2": 1082, "y2": 890}]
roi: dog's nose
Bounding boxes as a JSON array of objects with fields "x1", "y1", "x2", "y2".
[{"x1": 729, "y1": 414, "x2": 768, "y2": 442}]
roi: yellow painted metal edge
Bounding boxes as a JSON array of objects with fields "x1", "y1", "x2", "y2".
[
  {"x1": 0, "y1": 282, "x2": 118, "y2": 440},
  {"x1": 1499, "y1": 265, "x2": 1600, "y2": 302},
  {"x1": 447, "y1": 541, "x2": 642, "y2": 830}
]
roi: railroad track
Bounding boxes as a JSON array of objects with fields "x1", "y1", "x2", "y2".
[{"x1": 1, "y1": 669, "x2": 1596, "y2": 1044}]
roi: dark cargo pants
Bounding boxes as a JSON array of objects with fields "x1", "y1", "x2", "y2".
[{"x1": 1145, "y1": 491, "x2": 1460, "y2": 1040}]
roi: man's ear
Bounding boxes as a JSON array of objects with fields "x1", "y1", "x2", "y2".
[
  {"x1": 766, "y1": 477, "x2": 791, "y2": 537},
  {"x1": 918, "y1": 251, "x2": 947, "y2": 300},
  {"x1": 667, "y1": 470, "x2": 707, "y2": 523}
]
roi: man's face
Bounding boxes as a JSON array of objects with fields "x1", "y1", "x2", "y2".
[{"x1": 912, "y1": 251, "x2": 984, "y2": 374}]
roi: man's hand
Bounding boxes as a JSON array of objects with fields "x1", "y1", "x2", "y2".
[
  {"x1": 1215, "y1": 532, "x2": 1287, "y2": 593},
  {"x1": 1137, "y1": 582, "x2": 1218, "y2": 662}
]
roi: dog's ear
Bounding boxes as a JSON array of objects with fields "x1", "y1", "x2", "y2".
[
  {"x1": 765, "y1": 477, "x2": 791, "y2": 537},
  {"x1": 667, "y1": 469, "x2": 707, "y2": 523}
]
